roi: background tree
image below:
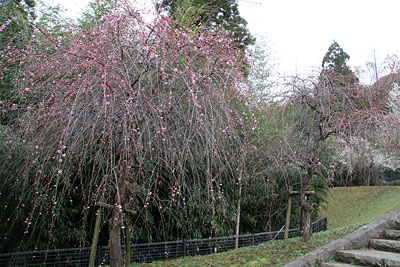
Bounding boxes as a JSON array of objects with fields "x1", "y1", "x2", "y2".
[
  {"x1": 246, "y1": 37, "x2": 275, "y2": 101},
  {"x1": 322, "y1": 41, "x2": 352, "y2": 76},
  {"x1": 159, "y1": 0, "x2": 255, "y2": 50},
  {"x1": 321, "y1": 40, "x2": 359, "y2": 85},
  {"x1": 0, "y1": 0, "x2": 36, "y2": 45},
  {"x1": 367, "y1": 58, "x2": 400, "y2": 183},
  {"x1": 0, "y1": 0, "x2": 36, "y2": 124}
]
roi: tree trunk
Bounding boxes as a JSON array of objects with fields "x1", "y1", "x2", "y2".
[
  {"x1": 110, "y1": 207, "x2": 123, "y2": 267},
  {"x1": 302, "y1": 207, "x2": 312, "y2": 242},
  {"x1": 299, "y1": 185, "x2": 313, "y2": 242},
  {"x1": 110, "y1": 168, "x2": 128, "y2": 267}
]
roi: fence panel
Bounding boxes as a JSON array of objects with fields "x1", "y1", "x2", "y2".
[
  {"x1": 129, "y1": 240, "x2": 184, "y2": 263},
  {"x1": 0, "y1": 217, "x2": 327, "y2": 266},
  {"x1": 0, "y1": 247, "x2": 91, "y2": 267}
]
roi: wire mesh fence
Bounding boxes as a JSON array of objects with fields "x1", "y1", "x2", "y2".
[
  {"x1": 0, "y1": 216, "x2": 327, "y2": 266},
  {"x1": 0, "y1": 247, "x2": 91, "y2": 267}
]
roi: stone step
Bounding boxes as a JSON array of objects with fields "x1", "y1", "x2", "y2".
[
  {"x1": 395, "y1": 219, "x2": 400, "y2": 230},
  {"x1": 320, "y1": 262, "x2": 363, "y2": 267},
  {"x1": 337, "y1": 249, "x2": 400, "y2": 266},
  {"x1": 370, "y1": 238, "x2": 400, "y2": 253},
  {"x1": 384, "y1": 230, "x2": 400, "y2": 240}
]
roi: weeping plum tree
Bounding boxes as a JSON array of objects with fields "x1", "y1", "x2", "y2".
[
  {"x1": 0, "y1": 0, "x2": 255, "y2": 265},
  {"x1": 276, "y1": 71, "x2": 388, "y2": 242}
]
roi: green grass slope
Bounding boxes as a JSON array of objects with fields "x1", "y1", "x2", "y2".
[
  {"x1": 319, "y1": 186, "x2": 400, "y2": 229},
  {"x1": 132, "y1": 186, "x2": 400, "y2": 266}
]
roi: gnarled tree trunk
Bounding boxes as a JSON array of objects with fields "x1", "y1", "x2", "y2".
[
  {"x1": 299, "y1": 167, "x2": 314, "y2": 242},
  {"x1": 300, "y1": 199, "x2": 312, "y2": 242}
]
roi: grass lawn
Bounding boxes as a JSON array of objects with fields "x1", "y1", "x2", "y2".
[{"x1": 130, "y1": 186, "x2": 400, "y2": 266}]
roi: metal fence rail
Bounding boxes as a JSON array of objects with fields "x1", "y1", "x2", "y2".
[{"x1": 0, "y1": 216, "x2": 327, "y2": 266}]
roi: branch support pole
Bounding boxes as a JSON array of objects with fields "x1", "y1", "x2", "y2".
[
  {"x1": 284, "y1": 187, "x2": 292, "y2": 243},
  {"x1": 89, "y1": 195, "x2": 104, "y2": 267},
  {"x1": 125, "y1": 216, "x2": 131, "y2": 267}
]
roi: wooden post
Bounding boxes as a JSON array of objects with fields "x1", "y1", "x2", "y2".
[
  {"x1": 89, "y1": 196, "x2": 103, "y2": 267},
  {"x1": 235, "y1": 179, "x2": 242, "y2": 249},
  {"x1": 284, "y1": 187, "x2": 292, "y2": 243},
  {"x1": 183, "y1": 240, "x2": 187, "y2": 257},
  {"x1": 299, "y1": 206, "x2": 303, "y2": 232},
  {"x1": 125, "y1": 217, "x2": 131, "y2": 267}
]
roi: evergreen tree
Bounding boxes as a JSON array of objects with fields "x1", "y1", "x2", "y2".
[
  {"x1": 321, "y1": 40, "x2": 358, "y2": 84},
  {"x1": 159, "y1": 0, "x2": 255, "y2": 50}
]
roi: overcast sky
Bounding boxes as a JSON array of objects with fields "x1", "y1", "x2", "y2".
[
  {"x1": 42, "y1": 0, "x2": 400, "y2": 78},
  {"x1": 239, "y1": 0, "x2": 400, "y2": 77}
]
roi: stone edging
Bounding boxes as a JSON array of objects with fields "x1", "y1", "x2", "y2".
[{"x1": 284, "y1": 209, "x2": 400, "y2": 267}]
